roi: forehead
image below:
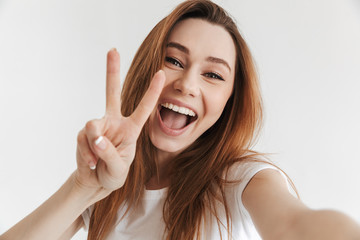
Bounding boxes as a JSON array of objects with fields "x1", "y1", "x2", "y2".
[{"x1": 167, "y1": 18, "x2": 236, "y2": 70}]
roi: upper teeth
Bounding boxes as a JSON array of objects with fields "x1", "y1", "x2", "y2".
[{"x1": 161, "y1": 103, "x2": 196, "y2": 117}]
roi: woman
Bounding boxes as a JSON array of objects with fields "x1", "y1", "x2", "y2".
[{"x1": 1, "y1": 0, "x2": 360, "y2": 239}]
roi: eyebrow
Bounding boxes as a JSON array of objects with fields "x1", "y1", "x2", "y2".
[
  {"x1": 206, "y1": 56, "x2": 231, "y2": 73},
  {"x1": 166, "y1": 41, "x2": 232, "y2": 72},
  {"x1": 166, "y1": 42, "x2": 189, "y2": 54}
]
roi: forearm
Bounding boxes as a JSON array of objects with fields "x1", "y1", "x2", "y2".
[
  {"x1": 285, "y1": 209, "x2": 360, "y2": 240},
  {"x1": 0, "y1": 171, "x2": 110, "y2": 240}
]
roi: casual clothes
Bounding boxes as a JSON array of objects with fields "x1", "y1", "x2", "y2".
[{"x1": 82, "y1": 161, "x2": 291, "y2": 239}]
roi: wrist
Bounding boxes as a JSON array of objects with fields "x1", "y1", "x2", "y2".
[{"x1": 69, "y1": 171, "x2": 113, "y2": 208}]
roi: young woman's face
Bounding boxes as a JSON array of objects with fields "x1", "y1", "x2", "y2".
[{"x1": 148, "y1": 18, "x2": 236, "y2": 159}]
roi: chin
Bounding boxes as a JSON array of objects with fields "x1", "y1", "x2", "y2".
[{"x1": 149, "y1": 133, "x2": 189, "y2": 155}]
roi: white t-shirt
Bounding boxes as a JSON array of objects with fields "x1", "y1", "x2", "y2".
[{"x1": 82, "y1": 161, "x2": 290, "y2": 239}]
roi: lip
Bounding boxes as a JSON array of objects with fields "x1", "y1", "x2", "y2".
[
  {"x1": 156, "y1": 99, "x2": 197, "y2": 137},
  {"x1": 159, "y1": 98, "x2": 198, "y2": 117}
]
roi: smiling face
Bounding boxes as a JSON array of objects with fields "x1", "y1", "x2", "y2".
[{"x1": 148, "y1": 18, "x2": 236, "y2": 160}]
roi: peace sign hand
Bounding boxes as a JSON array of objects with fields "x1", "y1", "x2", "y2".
[{"x1": 75, "y1": 49, "x2": 165, "y2": 195}]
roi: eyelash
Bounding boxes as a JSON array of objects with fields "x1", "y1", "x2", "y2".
[
  {"x1": 165, "y1": 56, "x2": 183, "y2": 68},
  {"x1": 165, "y1": 56, "x2": 224, "y2": 81},
  {"x1": 203, "y1": 72, "x2": 224, "y2": 81}
]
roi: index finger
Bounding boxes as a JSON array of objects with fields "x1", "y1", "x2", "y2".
[
  {"x1": 129, "y1": 70, "x2": 165, "y2": 129},
  {"x1": 105, "y1": 48, "x2": 121, "y2": 115}
]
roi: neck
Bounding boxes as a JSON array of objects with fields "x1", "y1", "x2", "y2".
[{"x1": 145, "y1": 149, "x2": 177, "y2": 190}]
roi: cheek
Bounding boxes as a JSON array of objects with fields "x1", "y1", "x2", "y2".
[
  {"x1": 162, "y1": 68, "x2": 178, "y2": 85},
  {"x1": 203, "y1": 86, "x2": 232, "y2": 121}
]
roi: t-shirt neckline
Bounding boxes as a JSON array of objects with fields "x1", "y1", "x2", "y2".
[{"x1": 143, "y1": 187, "x2": 168, "y2": 199}]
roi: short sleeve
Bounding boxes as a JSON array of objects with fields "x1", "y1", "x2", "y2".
[
  {"x1": 224, "y1": 160, "x2": 294, "y2": 239},
  {"x1": 232, "y1": 161, "x2": 278, "y2": 214},
  {"x1": 81, "y1": 205, "x2": 94, "y2": 231}
]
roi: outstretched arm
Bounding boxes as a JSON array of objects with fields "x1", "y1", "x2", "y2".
[{"x1": 243, "y1": 169, "x2": 360, "y2": 240}]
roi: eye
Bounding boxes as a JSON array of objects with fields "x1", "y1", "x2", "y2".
[
  {"x1": 203, "y1": 72, "x2": 224, "y2": 81},
  {"x1": 165, "y1": 57, "x2": 183, "y2": 68}
]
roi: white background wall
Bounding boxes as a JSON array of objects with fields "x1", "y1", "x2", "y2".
[{"x1": 1, "y1": 0, "x2": 359, "y2": 239}]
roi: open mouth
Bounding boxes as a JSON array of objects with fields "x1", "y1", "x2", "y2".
[{"x1": 158, "y1": 103, "x2": 198, "y2": 130}]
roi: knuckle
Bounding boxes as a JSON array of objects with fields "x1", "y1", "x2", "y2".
[
  {"x1": 77, "y1": 129, "x2": 86, "y2": 144},
  {"x1": 85, "y1": 120, "x2": 96, "y2": 131},
  {"x1": 85, "y1": 119, "x2": 101, "y2": 133}
]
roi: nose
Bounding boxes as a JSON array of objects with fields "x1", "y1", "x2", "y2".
[{"x1": 173, "y1": 71, "x2": 200, "y2": 97}]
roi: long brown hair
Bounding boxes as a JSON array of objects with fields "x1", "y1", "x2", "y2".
[{"x1": 88, "y1": 1, "x2": 265, "y2": 239}]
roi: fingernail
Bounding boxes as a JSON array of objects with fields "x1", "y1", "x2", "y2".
[
  {"x1": 110, "y1": 47, "x2": 117, "y2": 52},
  {"x1": 95, "y1": 136, "x2": 106, "y2": 150},
  {"x1": 89, "y1": 162, "x2": 96, "y2": 170}
]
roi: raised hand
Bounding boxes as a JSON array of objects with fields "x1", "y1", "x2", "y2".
[{"x1": 75, "y1": 48, "x2": 165, "y2": 193}]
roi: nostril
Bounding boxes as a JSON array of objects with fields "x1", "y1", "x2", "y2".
[{"x1": 173, "y1": 77, "x2": 199, "y2": 97}]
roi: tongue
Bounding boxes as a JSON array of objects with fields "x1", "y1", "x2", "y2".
[{"x1": 161, "y1": 108, "x2": 188, "y2": 129}]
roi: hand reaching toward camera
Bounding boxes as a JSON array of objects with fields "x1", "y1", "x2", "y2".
[{"x1": 75, "y1": 48, "x2": 165, "y2": 193}]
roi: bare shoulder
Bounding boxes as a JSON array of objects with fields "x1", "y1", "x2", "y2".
[{"x1": 242, "y1": 168, "x2": 308, "y2": 239}]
